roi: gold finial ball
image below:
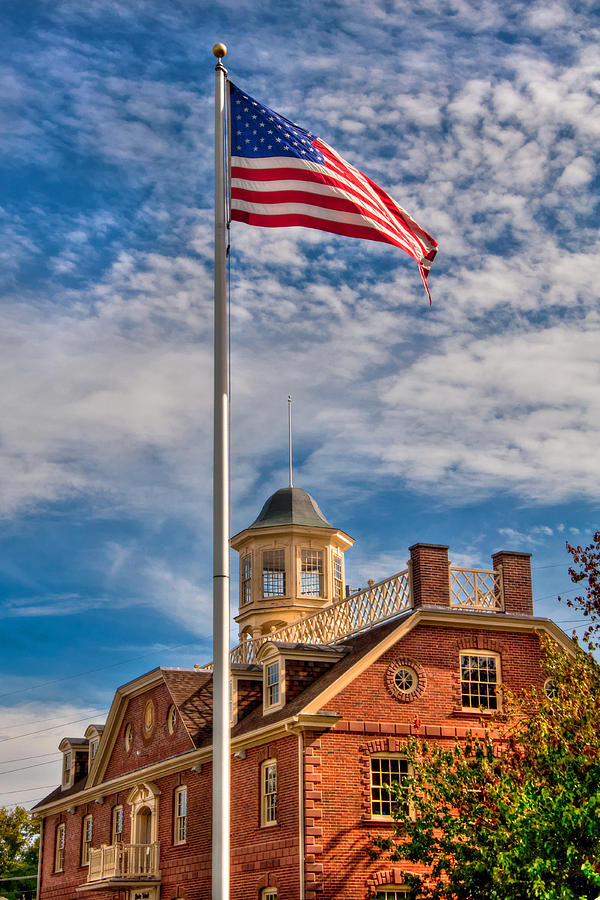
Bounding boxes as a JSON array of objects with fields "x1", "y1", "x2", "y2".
[{"x1": 213, "y1": 43, "x2": 227, "y2": 59}]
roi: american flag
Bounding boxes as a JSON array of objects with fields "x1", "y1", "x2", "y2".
[{"x1": 229, "y1": 82, "x2": 438, "y2": 299}]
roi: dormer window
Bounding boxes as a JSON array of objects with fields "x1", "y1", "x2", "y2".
[
  {"x1": 90, "y1": 740, "x2": 99, "y2": 760},
  {"x1": 265, "y1": 661, "x2": 281, "y2": 710},
  {"x1": 62, "y1": 751, "x2": 72, "y2": 787},
  {"x1": 301, "y1": 549, "x2": 323, "y2": 596},
  {"x1": 241, "y1": 554, "x2": 252, "y2": 604},
  {"x1": 263, "y1": 550, "x2": 286, "y2": 597}
]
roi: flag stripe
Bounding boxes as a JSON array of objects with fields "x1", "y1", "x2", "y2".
[
  {"x1": 231, "y1": 163, "x2": 427, "y2": 257},
  {"x1": 230, "y1": 207, "x2": 413, "y2": 247},
  {"x1": 231, "y1": 192, "x2": 421, "y2": 254}
]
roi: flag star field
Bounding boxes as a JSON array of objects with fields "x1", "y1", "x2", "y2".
[{"x1": 0, "y1": 0, "x2": 597, "y2": 809}]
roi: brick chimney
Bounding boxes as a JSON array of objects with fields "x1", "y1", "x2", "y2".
[
  {"x1": 409, "y1": 543, "x2": 450, "y2": 608},
  {"x1": 491, "y1": 550, "x2": 533, "y2": 616}
]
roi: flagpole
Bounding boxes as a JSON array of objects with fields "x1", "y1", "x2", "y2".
[{"x1": 212, "y1": 41, "x2": 230, "y2": 900}]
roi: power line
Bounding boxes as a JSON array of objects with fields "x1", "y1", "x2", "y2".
[
  {"x1": 0, "y1": 784, "x2": 56, "y2": 795},
  {"x1": 0, "y1": 751, "x2": 59, "y2": 765},
  {"x1": 0, "y1": 711, "x2": 107, "y2": 744},
  {"x1": 1, "y1": 708, "x2": 106, "y2": 732},
  {"x1": 0, "y1": 758, "x2": 60, "y2": 777},
  {"x1": 0, "y1": 639, "x2": 204, "y2": 701}
]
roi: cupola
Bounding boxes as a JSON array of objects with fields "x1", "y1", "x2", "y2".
[{"x1": 230, "y1": 486, "x2": 354, "y2": 642}]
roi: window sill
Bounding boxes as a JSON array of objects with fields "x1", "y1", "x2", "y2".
[
  {"x1": 454, "y1": 708, "x2": 498, "y2": 716},
  {"x1": 173, "y1": 840, "x2": 187, "y2": 847},
  {"x1": 260, "y1": 821, "x2": 279, "y2": 829}
]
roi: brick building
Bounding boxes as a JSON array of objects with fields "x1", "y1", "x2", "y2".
[{"x1": 33, "y1": 486, "x2": 572, "y2": 900}]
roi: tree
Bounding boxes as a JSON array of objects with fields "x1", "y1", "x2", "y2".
[
  {"x1": 0, "y1": 807, "x2": 39, "y2": 900},
  {"x1": 373, "y1": 531, "x2": 600, "y2": 900}
]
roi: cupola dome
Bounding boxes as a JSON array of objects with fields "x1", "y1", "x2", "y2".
[{"x1": 249, "y1": 486, "x2": 332, "y2": 530}]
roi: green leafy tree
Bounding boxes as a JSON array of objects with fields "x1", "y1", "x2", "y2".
[
  {"x1": 373, "y1": 531, "x2": 600, "y2": 900},
  {"x1": 0, "y1": 807, "x2": 39, "y2": 900}
]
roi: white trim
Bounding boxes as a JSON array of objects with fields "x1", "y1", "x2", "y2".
[{"x1": 261, "y1": 758, "x2": 278, "y2": 827}]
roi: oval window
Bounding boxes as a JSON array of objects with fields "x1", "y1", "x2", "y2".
[
  {"x1": 124, "y1": 723, "x2": 133, "y2": 752},
  {"x1": 144, "y1": 700, "x2": 155, "y2": 734},
  {"x1": 393, "y1": 666, "x2": 419, "y2": 695},
  {"x1": 167, "y1": 704, "x2": 177, "y2": 735}
]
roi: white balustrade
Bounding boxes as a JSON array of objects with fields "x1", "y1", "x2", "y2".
[
  {"x1": 449, "y1": 566, "x2": 504, "y2": 612},
  {"x1": 87, "y1": 843, "x2": 160, "y2": 882}
]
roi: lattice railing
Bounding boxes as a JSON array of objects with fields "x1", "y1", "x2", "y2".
[
  {"x1": 229, "y1": 568, "x2": 412, "y2": 666},
  {"x1": 87, "y1": 842, "x2": 160, "y2": 881},
  {"x1": 449, "y1": 566, "x2": 504, "y2": 612}
]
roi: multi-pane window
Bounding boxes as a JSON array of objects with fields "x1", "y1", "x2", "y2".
[
  {"x1": 300, "y1": 549, "x2": 323, "y2": 596},
  {"x1": 241, "y1": 555, "x2": 252, "y2": 604},
  {"x1": 262, "y1": 550, "x2": 286, "y2": 597},
  {"x1": 55, "y1": 823, "x2": 65, "y2": 872},
  {"x1": 460, "y1": 652, "x2": 500, "y2": 710},
  {"x1": 81, "y1": 815, "x2": 93, "y2": 865},
  {"x1": 266, "y1": 662, "x2": 280, "y2": 708},
  {"x1": 332, "y1": 552, "x2": 343, "y2": 601},
  {"x1": 261, "y1": 760, "x2": 277, "y2": 826},
  {"x1": 262, "y1": 890, "x2": 278, "y2": 900},
  {"x1": 370, "y1": 756, "x2": 410, "y2": 818},
  {"x1": 375, "y1": 890, "x2": 409, "y2": 900},
  {"x1": 174, "y1": 786, "x2": 187, "y2": 844},
  {"x1": 62, "y1": 751, "x2": 72, "y2": 786},
  {"x1": 112, "y1": 805, "x2": 123, "y2": 844},
  {"x1": 90, "y1": 740, "x2": 99, "y2": 760}
]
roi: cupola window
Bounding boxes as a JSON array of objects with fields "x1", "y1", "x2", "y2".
[
  {"x1": 300, "y1": 549, "x2": 323, "y2": 596},
  {"x1": 332, "y1": 551, "x2": 343, "y2": 601},
  {"x1": 241, "y1": 554, "x2": 252, "y2": 604},
  {"x1": 262, "y1": 550, "x2": 286, "y2": 597}
]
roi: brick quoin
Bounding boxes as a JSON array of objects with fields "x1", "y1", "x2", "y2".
[{"x1": 409, "y1": 543, "x2": 450, "y2": 608}]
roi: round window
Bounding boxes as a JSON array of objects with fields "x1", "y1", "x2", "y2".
[
  {"x1": 124, "y1": 723, "x2": 133, "y2": 752},
  {"x1": 544, "y1": 678, "x2": 558, "y2": 699},
  {"x1": 393, "y1": 666, "x2": 419, "y2": 695},
  {"x1": 144, "y1": 700, "x2": 155, "y2": 734},
  {"x1": 166, "y1": 704, "x2": 177, "y2": 735}
]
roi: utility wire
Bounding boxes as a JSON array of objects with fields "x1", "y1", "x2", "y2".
[
  {"x1": 2, "y1": 708, "x2": 106, "y2": 732},
  {"x1": 0, "y1": 751, "x2": 59, "y2": 765},
  {"x1": 0, "y1": 638, "x2": 204, "y2": 701},
  {"x1": 0, "y1": 758, "x2": 61, "y2": 777},
  {"x1": 0, "y1": 712, "x2": 108, "y2": 744},
  {"x1": 0, "y1": 784, "x2": 56, "y2": 795}
]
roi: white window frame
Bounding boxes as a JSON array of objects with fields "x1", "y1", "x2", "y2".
[
  {"x1": 112, "y1": 805, "x2": 123, "y2": 844},
  {"x1": 261, "y1": 759, "x2": 278, "y2": 827},
  {"x1": 300, "y1": 548, "x2": 324, "y2": 597},
  {"x1": 262, "y1": 549, "x2": 286, "y2": 598},
  {"x1": 90, "y1": 740, "x2": 99, "y2": 760},
  {"x1": 62, "y1": 751, "x2": 72, "y2": 787},
  {"x1": 374, "y1": 889, "x2": 410, "y2": 900},
  {"x1": 263, "y1": 658, "x2": 284, "y2": 712},
  {"x1": 241, "y1": 553, "x2": 252, "y2": 604},
  {"x1": 81, "y1": 814, "x2": 93, "y2": 865},
  {"x1": 332, "y1": 550, "x2": 344, "y2": 601},
  {"x1": 460, "y1": 650, "x2": 501, "y2": 712},
  {"x1": 174, "y1": 785, "x2": 187, "y2": 845},
  {"x1": 55, "y1": 823, "x2": 65, "y2": 872},
  {"x1": 261, "y1": 889, "x2": 278, "y2": 900},
  {"x1": 166, "y1": 704, "x2": 177, "y2": 735},
  {"x1": 370, "y1": 754, "x2": 411, "y2": 820}
]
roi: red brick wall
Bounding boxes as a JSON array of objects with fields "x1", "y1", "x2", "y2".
[
  {"x1": 311, "y1": 624, "x2": 546, "y2": 898},
  {"x1": 103, "y1": 682, "x2": 195, "y2": 781},
  {"x1": 236, "y1": 677, "x2": 263, "y2": 722},
  {"x1": 286, "y1": 660, "x2": 337, "y2": 705},
  {"x1": 40, "y1": 733, "x2": 301, "y2": 900}
]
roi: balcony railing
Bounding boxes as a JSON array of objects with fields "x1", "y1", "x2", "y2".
[
  {"x1": 450, "y1": 566, "x2": 504, "y2": 612},
  {"x1": 199, "y1": 563, "x2": 504, "y2": 671},
  {"x1": 229, "y1": 568, "x2": 412, "y2": 666},
  {"x1": 87, "y1": 843, "x2": 160, "y2": 882}
]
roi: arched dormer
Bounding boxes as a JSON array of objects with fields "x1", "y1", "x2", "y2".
[{"x1": 230, "y1": 487, "x2": 354, "y2": 642}]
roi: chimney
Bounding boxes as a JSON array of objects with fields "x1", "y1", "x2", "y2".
[
  {"x1": 409, "y1": 543, "x2": 450, "y2": 608},
  {"x1": 491, "y1": 550, "x2": 533, "y2": 616}
]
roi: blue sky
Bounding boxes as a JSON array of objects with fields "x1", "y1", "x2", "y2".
[{"x1": 0, "y1": 0, "x2": 598, "y2": 808}]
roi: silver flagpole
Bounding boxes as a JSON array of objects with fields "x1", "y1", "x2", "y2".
[{"x1": 212, "y1": 41, "x2": 230, "y2": 900}]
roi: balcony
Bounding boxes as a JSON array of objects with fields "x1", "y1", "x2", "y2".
[{"x1": 83, "y1": 843, "x2": 160, "y2": 887}]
